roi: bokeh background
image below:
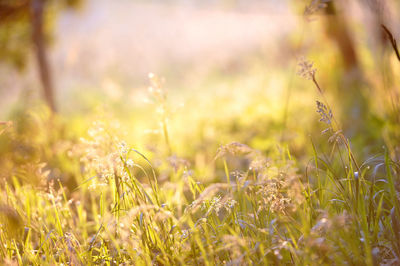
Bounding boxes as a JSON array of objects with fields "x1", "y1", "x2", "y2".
[
  {"x1": 1, "y1": 1, "x2": 400, "y2": 264},
  {"x1": 1, "y1": 0, "x2": 400, "y2": 169}
]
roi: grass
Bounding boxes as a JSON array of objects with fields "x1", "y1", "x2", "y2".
[
  {"x1": 1, "y1": 4, "x2": 400, "y2": 266},
  {"x1": 0, "y1": 67, "x2": 399, "y2": 265}
]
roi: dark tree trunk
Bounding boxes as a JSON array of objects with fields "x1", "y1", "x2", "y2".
[
  {"x1": 324, "y1": 1, "x2": 369, "y2": 140},
  {"x1": 30, "y1": 0, "x2": 56, "y2": 112},
  {"x1": 325, "y1": 2, "x2": 359, "y2": 71}
]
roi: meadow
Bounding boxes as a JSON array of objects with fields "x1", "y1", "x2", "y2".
[{"x1": 0, "y1": 1, "x2": 400, "y2": 265}]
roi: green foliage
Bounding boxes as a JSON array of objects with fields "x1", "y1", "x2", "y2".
[
  {"x1": 0, "y1": 65, "x2": 398, "y2": 264},
  {"x1": 0, "y1": 0, "x2": 83, "y2": 70},
  {"x1": 0, "y1": 1, "x2": 399, "y2": 265}
]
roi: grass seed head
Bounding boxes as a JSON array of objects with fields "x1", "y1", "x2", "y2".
[
  {"x1": 316, "y1": 100, "x2": 333, "y2": 125},
  {"x1": 297, "y1": 57, "x2": 316, "y2": 80},
  {"x1": 304, "y1": 0, "x2": 330, "y2": 19}
]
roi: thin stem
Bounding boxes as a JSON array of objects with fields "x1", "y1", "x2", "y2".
[
  {"x1": 281, "y1": 19, "x2": 306, "y2": 142},
  {"x1": 312, "y1": 75, "x2": 361, "y2": 173}
]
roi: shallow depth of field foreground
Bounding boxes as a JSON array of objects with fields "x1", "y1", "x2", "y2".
[{"x1": 1, "y1": 0, "x2": 400, "y2": 265}]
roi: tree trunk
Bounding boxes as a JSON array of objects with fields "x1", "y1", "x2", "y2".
[
  {"x1": 31, "y1": 0, "x2": 56, "y2": 112},
  {"x1": 325, "y1": 1, "x2": 359, "y2": 71},
  {"x1": 324, "y1": 1, "x2": 369, "y2": 139}
]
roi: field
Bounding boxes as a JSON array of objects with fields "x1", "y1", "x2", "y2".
[{"x1": 0, "y1": 0, "x2": 400, "y2": 265}]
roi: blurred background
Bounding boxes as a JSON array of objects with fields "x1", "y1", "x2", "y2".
[
  {"x1": 0, "y1": 0, "x2": 400, "y2": 167},
  {"x1": 2, "y1": 2, "x2": 400, "y2": 264},
  {"x1": 1, "y1": 0, "x2": 296, "y2": 112}
]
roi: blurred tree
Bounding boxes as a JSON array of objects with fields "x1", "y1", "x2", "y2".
[
  {"x1": 325, "y1": 1, "x2": 359, "y2": 71},
  {"x1": 323, "y1": 1, "x2": 371, "y2": 138},
  {"x1": 0, "y1": 0, "x2": 83, "y2": 112}
]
